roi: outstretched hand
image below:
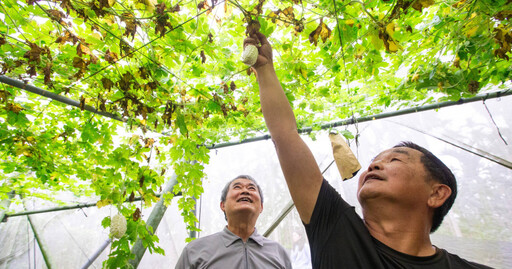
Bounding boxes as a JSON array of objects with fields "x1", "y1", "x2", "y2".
[{"x1": 243, "y1": 32, "x2": 273, "y2": 69}]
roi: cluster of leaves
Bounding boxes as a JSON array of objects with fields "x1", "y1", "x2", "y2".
[
  {"x1": 101, "y1": 211, "x2": 164, "y2": 268},
  {"x1": 0, "y1": 0, "x2": 511, "y2": 267}
]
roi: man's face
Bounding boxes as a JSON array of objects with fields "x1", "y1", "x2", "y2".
[
  {"x1": 221, "y1": 178, "x2": 263, "y2": 221},
  {"x1": 357, "y1": 147, "x2": 433, "y2": 207}
]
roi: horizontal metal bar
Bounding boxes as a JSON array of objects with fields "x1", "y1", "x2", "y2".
[
  {"x1": 2, "y1": 191, "x2": 182, "y2": 221},
  {"x1": 0, "y1": 75, "x2": 125, "y2": 122},
  {"x1": 208, "y1": 89, "x2": 512, "y2": 149}
]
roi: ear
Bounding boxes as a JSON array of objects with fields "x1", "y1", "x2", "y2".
[
  {"x1": 260, "y1": 202, "x2": 264, "y2": 214},
  {"x1": 427, "y1": 183, "x2": 452, "y2": 208},
  {"x1": 220, "y1": 201, "x2": 225, "y2": 212}
]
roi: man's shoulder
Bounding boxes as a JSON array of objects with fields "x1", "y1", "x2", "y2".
[
  {"x1": 442, "y1": 249, "x2": 494, "y2": 269},
  {"x1": 258, "y1": 236, "x2": 282, "y2": 245},
  {"x1": 256, "y1": 236, "x2": 288, "y2": 252}
]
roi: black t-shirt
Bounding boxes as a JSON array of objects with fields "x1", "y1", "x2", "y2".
[{"x1": 304, "y1": 179, "x2": 494, "y2": 269}]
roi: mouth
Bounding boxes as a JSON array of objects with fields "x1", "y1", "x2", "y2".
[
  {"x1": 364, "y1": 173, "x2": 384, "y2": 184},
  {"x1": 237, "y1": 197, "x2": 253, "y2": 203}
]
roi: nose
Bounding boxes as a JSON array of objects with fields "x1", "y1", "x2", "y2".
[{"x1": 368, "y1": 160, "x2": 382, "y2": 172}]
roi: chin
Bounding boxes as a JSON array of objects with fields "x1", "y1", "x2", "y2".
[{"x1": 357, "y1": 188, "x2": 379, "y2": 202}]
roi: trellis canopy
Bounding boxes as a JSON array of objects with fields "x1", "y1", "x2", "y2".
[{"x1": 0, "y1": 0, "x2": 511, "y2": 268}]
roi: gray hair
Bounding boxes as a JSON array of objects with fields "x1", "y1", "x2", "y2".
[{"x1": 220, "y1": 175, "x2": 264, "y2": 204}]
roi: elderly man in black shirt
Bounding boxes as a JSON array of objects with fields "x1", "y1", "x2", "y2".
[{"x1": 244, "y1": 31, "x2": 493, "y2": 269}]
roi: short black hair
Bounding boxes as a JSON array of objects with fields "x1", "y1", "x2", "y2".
[{"x1": 394, "y1": 141, "x2": 457, "y2": 233}]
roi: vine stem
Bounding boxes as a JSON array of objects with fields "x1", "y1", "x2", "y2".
[
  {"x1": 80, "y1": 6, "x2": 212, "y2": 82},
  {"x1": 0, "y1": 2, "x2": 29, "y2": 41}
]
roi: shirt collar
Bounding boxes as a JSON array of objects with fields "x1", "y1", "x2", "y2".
[{"x1": 221, "y1": 226, "x2": 265, "y2": 247}]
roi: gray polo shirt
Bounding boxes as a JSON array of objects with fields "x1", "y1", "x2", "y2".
[{"x1": 175, "y1": 226, "x2": 292, "y2": 269}]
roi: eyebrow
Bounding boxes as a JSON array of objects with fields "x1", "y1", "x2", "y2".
[
  {"x1": 371, "y1": 149, "x2": 411, "y2": 161},
  {"x1": 391, "y1": 149, "x2": 411, "y2": 156},
  {"x1": 232, "y1": 182, "x2": 256, "y2": 188}
]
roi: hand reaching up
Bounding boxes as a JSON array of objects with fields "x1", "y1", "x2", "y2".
[{"x1": 243, "y1": 32, "x2": 273, "y2": 69}]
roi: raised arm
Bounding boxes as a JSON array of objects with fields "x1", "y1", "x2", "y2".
[{"x1": 246, "y1": 32, "x2": 323, "y2": 223}]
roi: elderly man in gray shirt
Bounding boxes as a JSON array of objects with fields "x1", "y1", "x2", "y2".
[{"x1": 175, "y1": 175, "x2": 292, "y2": 269}]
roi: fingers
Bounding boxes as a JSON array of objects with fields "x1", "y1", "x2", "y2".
[
  {"x1": 243, "y1": 37, "x2": 258, "y2": 48},
  {"x1": 254, "y1": 32, "x2": 269, "y2": 46},
  {"x1": 244, "y1": 32, "x2": 269, "y2": 49}
]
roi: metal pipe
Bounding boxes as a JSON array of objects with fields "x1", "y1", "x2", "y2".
[
  {"x1": 2, "y1": 75, "x2": 509, "y2": 152},
  {"x1": 21, "y1": 196, "x2": 52, "y2": 269},
  {"x1": 208, "y1": 90, "x2": 512, "y2": 149},
  {"x1": 0, "y1": 191, "x2": 15, "y2": 222},
  {"x1": 388, "y1": 120, "x2": 512, "y2": 170},
  {"x1": 263, "y1": 200, "x2": 295, "y2": 237},
  {"x1": 80, "y1": 238, "x2": 111, "y2": 269},
  {"x1": 2, "y1": 192, "x2": 183, "y2": 219},
  {"x1": 0, "y1": 75, "x2": 124, "y2": 122},
  {"x1": 129, "y1": 173, "x2": 179, "y2": 268}
]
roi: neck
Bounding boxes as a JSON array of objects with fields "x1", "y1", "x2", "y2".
[
  {"x1": 226, "y1": 219, "x2": 256, "y2": 242},
  {"x1": 362, "y1": 202, "x2": 435, "y2": 256}
]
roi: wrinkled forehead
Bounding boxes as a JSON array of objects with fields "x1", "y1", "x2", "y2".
[
  {"x1": 230, "y1": 178, "x2": 257, "y2": 189},
  {"x1": 371, "y1": 147, "x2": 422, "y2": 161}
]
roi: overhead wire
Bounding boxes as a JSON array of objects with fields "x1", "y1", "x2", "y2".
[
  {"x1": 332, "y1": 0, "x2": 360, "y2": 151},
  {"x1": 482, "y1": 98, "x2": 508, "y2": 145}
]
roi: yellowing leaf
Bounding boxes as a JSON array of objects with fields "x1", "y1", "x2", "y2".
[
  {"x1": 282, "y1": 6, "x2": 294, "y2": 19},
  {"x1": 386, "y1": 22, "x2": 395, "y2": 36},
  {"x1": 108, "y1": 0, "x2": 115, "y2": 7},
  {"x1": 145, "y1": 138, "x2": 155, "y2": 147},
  {"x1": 143, "y1": 193, "x2": 160, "y2": 207},
  {"x1": 105, "y1": 17, "x2": 115, "y2": 26},
  {"x1": 412, "y1": 0, "x2": 434, "y2": 12},
  {"x1": 345, "y1": 19, "x2": 355, "y2": 27},
  {"x1": 96, "y1": 199, "x2": 113, "y2": 208},
  {"x1": 224, "y1": 1, "x2": 231, "y2": 16},
  {"x1": 50, "y1": 172, "x2": 59, "y2": 180},
  {"x1": 8, "y1": 103, "x2": 23, "y2": 113},
  {"x1": 300, "y1": 68, "x2": 308, "y2": 78},
  {"x1": 309, "y1": 20, "x2": 331, "y2": 45},
  {"x1": 320, "y1": 23, "x2": 332, "y2": 42},
  {"x1": 388, "y1": 40, "x2": 399, "y2": 52},
  {"x1": 91, "y1": 32, "x2": 102, "y2": 40},
  {"x1": 466, "y1": 25, "x2": 478, "y2": 37},
  {"x1": 143, "y1": 0, "x2": 157, "y2": 8},
  {"x1": 78, "y1": 44, "x2": 91, "y2": 55}
]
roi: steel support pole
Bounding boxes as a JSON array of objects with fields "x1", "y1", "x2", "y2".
[{"x1": 128, "y1": 173, "x2": 178, "y2": 268}]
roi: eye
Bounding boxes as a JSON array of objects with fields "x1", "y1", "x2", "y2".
[
  {"x1": 248, "y1": 186, "x2": 256, "y2": 190},
  {"x1": 233, "y1": 185, "x2": 241, "y2": 189},
  {"x1": 391, "y1": 158, "x2": 401, "y2": 162}
]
